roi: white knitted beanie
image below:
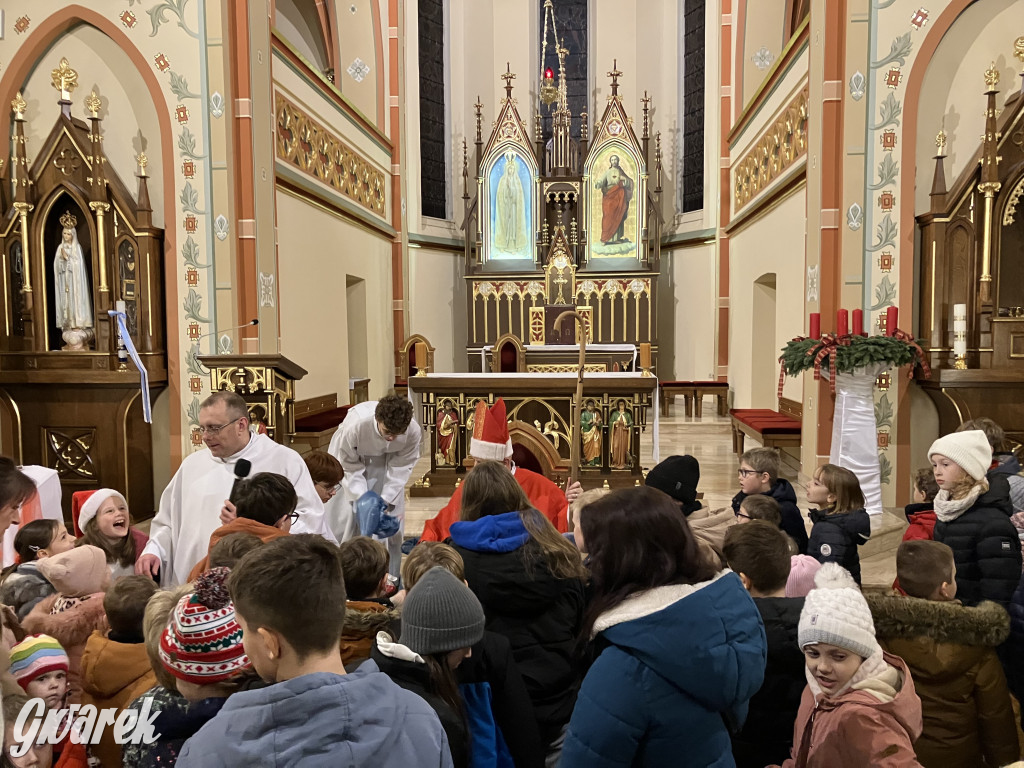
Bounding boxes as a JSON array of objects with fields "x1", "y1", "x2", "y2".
[
  {"x1": 928, "y1": 430, "x2": 992, "y2": 483},
  {"x1": 798, "y1": 563, "x2": 880, "y2": 659}
]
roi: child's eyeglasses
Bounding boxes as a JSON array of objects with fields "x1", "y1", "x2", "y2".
[
  {"x1": 737, "y1": 469, "x2": 762, "y2": 478},
  {"x1": 734, "y1": 511, "x2": 753, "y2": 520}
]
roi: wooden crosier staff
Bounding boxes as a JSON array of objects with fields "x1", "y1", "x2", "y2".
[{"x1": 555, "y1": 310, "x2": 587, "y2": 487}]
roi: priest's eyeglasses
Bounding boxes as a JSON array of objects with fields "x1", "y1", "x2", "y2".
[{"x1": 197, "y1": 417, "x2": 243, "y2": 436}]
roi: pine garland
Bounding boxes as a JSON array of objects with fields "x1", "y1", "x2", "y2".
[{"x1": 779, "y1": 334, "x2": 927, "y2": 376}]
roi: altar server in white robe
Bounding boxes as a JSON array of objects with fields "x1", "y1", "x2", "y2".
[
  {"x1": 136, "y1": 391, "x2": 334, "y2": 586},
  {"x1": 325, "y1": 395, "x2": 421, "y2": 576}
]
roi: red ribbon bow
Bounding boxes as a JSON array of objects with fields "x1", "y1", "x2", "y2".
[
  {"x1": 810, "y1": 334, "x2": 853, "y2": 394},
  {"x1": 891, "y1": 329, "x2": 931, "y2": 380}
]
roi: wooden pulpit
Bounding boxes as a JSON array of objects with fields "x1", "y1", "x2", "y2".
[{"x1": 197, "y1": 354, "x2": 307, "y2": 444}]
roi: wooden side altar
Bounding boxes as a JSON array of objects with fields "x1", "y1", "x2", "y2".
[
  {"x1": 915, "y1": 59, "x2": 1024, "y2": 441},
  {"x1": 0, "y1": 64, "x2": 166, "y2": 519},
  {"x1": 408, "y1": 373, "x2": 657, "y2": 496}
]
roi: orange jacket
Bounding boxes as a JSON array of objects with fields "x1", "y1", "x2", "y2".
[
  {"x1": 80, "y1": 632, "x2": 157, "y2": 768},
  {"x1": 421, "y1": 467, "x2": 568, "y2": 542},
  {"x1": 187, "y1": 517, "x2": 290, "y2": 581}
]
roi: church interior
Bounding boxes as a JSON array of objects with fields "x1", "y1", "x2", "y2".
[
  {"x1": 3, "y1": 0, "x2": 1023, "y2": 545},
  {"x1": 3, "y1": 0, "x2": 1024, "y2": 766}
]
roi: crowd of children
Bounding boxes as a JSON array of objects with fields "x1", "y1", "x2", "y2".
[{"x1": 0, "y1": 422, "x2": 1024, "y2": 766}]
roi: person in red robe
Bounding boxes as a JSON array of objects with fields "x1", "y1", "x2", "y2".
[{"x1": 420, "y1": 398, "x2": 578, "y2": 542}]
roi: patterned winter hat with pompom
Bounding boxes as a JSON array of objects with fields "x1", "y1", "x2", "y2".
[
  {"x1": 159, "y1": 567, "x2": 251, "y2": 685},
  {"x1": 798, "y1": 562, "x2": 880, "y2": 659}
]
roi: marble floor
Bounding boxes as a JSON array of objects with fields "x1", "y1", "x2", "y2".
[{"x1": 403, "y1": 397, "x2": 906, "y2": 589}]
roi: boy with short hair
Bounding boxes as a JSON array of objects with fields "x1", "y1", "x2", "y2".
[
  {"x1": 80, "y1": 575, "x2": 160, "y2": 768},
  {"x1": 208, "y1": 531, "x2": 264, "y2": 570},
  {"x1": 737, "y1": 494, "x2": 782, "y2": 526},
  {"x1": 337, "y1": 536, "x2": 399, "y2": 670},
  {"x1": 867, "y1": 540, "x2": 1018, "y2": 768},
  {"x1": 722, "y1": 522, "x2": 806, "y2": 768},
  {"x1": 188, "y1": 473, "x2": 297, "y2": 579},
  {"x1": 176, "y1": 535, "x2": 453, "y2": 767},
  {"x1": 305, "y1": 449, "x2": 344, "y2": 504},
  {"x1": 732, "y1": 447, "x2": 808, "y2": 553}
]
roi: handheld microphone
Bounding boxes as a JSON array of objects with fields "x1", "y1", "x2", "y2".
[
  {"x1": 230, "y1": 459, "x2": 252, "y2": 504},
  {"x1": 196, "y1": 319, "x2": 259, "y2": 342}
]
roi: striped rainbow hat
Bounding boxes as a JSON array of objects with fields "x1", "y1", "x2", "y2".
[{"x1": 10, "y1": 635, "x2": 69, "y2": 690}]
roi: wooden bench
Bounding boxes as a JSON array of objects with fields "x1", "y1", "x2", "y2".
[
  {"x1": 730, "y1": 397, "x2": 802, "y2": 455},
  {"x1": 289, "y1": 394, "x2": 351, "y2": 454},
  {"x1": 660, "y1": 380, "x2": 730, "y2": 418}
]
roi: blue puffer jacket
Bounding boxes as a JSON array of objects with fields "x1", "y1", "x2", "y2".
[
  {"x1": 560, "y1": 571, "x2": 767, "y2": 768},
  {"x1": 175, "y1": 664, "x2": 453, "y2": 768}
]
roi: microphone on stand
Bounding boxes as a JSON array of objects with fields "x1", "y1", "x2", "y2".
[
  {"x1": 196, "y1": 319, "x2": 259, "y2": 343},
  {"x1": 229, "y1": 459, "x2": 252, "y2": 505}
]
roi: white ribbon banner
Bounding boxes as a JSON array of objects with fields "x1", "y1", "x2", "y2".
[{"x1": 108, "y1": 309, "x2": 152, "y2": 424}]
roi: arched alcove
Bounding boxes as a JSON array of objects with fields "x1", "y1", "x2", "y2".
[
  {"x1": 20, "y1": 24, "x2": 165, "y2": 227},
  {"x1": 914, "y1": 0, "x2": 1023, "y2": 215},
  {"x1": 751, "y1": 272, "x2": 778, "y2": 408},
  {"x1": 275, "y1": 0, "x2": 332, "y2": 74}
]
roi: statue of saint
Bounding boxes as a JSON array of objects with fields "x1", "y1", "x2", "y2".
[
  {"x1": 581, "y1": 400, "x2": 603, "y2": 466},
  {"x1": 436, "y1": 401, "x2": 460, "y2": 466},
  {"x1": 53, "y1": 216, "x2": 94, "y2": 350},
  {"x1": 609, "y1": 399, "x2": 634, "y2": 469},
  {"x1": 595, "y1": 154, "x2": 634, "y2": 245},
  {"x1": 494, "y1": 154, "x2": 527, "y2": 255}
]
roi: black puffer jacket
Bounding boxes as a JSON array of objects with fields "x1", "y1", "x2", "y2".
[
  {"x1": 449, "y1": 512, "x2": 586, "y2": 746},
  {"x1": 731, "y1": 597, "x2": 805, "y2": 768},
  {"x1": 732, "y1": 478, "x2": 809, "y2": 554},
  {"x1": 807, "y1": 507, "x2": 871, "y2": 584},
  {"x1": 933, "y1": 474, "x2": 1022, "y2": 608}
]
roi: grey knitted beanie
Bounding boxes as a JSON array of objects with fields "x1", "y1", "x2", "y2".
[{"x1": 400, "y1": 566, "x2": 485, "y2": 655}]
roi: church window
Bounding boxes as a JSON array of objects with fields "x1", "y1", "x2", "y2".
[
  {"x1": 539, "y1": 0, "x2": 588, "y2": 143},
  {"x1": 680, "y1": 0, "x2": 705, "y2": 213},
  {"x1": 419, "y1": 0, "x2": 448, "y2": 219}
]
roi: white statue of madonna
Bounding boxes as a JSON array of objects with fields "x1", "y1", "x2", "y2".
[{"x1": 53, "y1": 213, "x2": 94, "y2": 350}]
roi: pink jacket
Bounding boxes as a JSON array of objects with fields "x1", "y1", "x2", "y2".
[{"x1": 776, "y1": 652, "x2": 923, "y2": 768}]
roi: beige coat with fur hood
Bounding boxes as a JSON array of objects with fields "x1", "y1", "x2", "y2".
[
  {"x1": 21, "y1": 546, "x2": 111, "y2": 705},
  {"x1": 867, "y1": 594, "x2": 1018, "y2": 768}
]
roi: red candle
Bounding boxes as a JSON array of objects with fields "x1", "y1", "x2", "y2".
[
  {"x1": 886, "y1": 306, "x2": 898, "y2": 336},
  {"x1": 809, "y1": 313, "x2": 820, "y2": 339},
  {"x1": 837, "y1": 309, "x2": 849, "y2": 336},
  {"x1": 852, "y1": 309, "x2": 863, "y2": 336}
]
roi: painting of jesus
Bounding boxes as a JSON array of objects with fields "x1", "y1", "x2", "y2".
[{"x1": 589, "y1": 146, "x2": 640, "y2": 259}]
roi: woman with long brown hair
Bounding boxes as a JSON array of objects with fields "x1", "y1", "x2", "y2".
[
  {"x1": 450, "y1": 460, "x2": 587, "y2": 758},
  {"x1": 560, "y1": 486, "x2": 766, "y2": 768}
]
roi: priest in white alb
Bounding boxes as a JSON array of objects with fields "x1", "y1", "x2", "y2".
[{"x1": 136, "y1": 391, "x2": 334, "y2": 586}]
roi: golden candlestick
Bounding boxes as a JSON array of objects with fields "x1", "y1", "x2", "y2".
[{"x1": 954, "y1": 354, "x2": 968, "y2": 370}]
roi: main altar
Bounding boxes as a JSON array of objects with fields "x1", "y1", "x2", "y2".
[
  {"x1": 460, "y1": 51, "x2": 664, "y2": 375},
  {"x1": 408, "y1": 13, "x2": 666, "y2": 494}
]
